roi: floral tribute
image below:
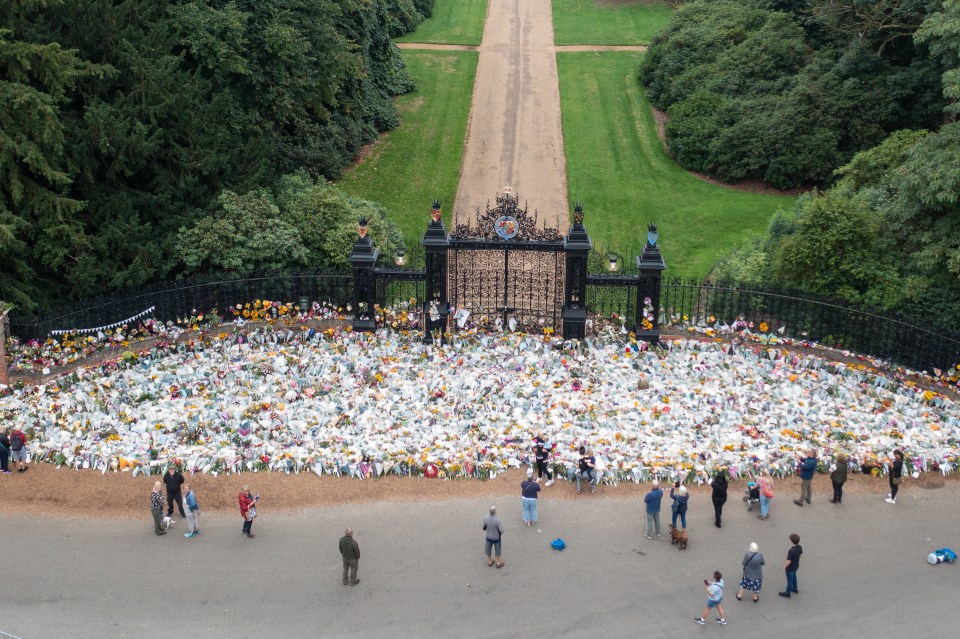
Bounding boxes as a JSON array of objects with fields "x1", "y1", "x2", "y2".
[{"x1": 3, "y1": 310, "x2": 960, "y2": 483}]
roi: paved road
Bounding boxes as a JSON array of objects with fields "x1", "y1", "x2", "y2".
[
  {"x1": 1, "y1": 484, "x2": 955, "y2": 638},
  {"x1": 453, "y1": 0, "x2": 569, "y2": 229}
]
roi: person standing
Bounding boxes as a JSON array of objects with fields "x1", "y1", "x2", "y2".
[
  {"x1": 183, "y1": 484, "x2": 200, "y2": 537},
  {"x1": 151, "y1": 481, "x2": 166, "y2": 536},
  {"x1": 9, "y1": 426, "x2": 28, "y2": 473},
  {"x1": 533, "y1": 433, "x2": 554, "y2": 486},
  {"x1": 576, "y1": 446, "x2": 597, "y2": 494},
  {"x1": 757, "y1": 470, "x2": 774, "y2": 521},
  {"x1": 643, "y1": 480, "x2": 663, "y2": 539},
  {"x1": 711, "y1": 469, "x2": 728, "y2": 528},
  {"x1": 163, "y1": 465, "x2": 186, "y2": 517},
  {"x1": 482, "y1": 506, "x2": 504, "y2": 568},
  {"x1": 0, "y1": 429, "x2": 11, "y2": 475},
  {"x1": 670, "y1": 483, "x2": 689, "y2": 531},
  {"x1": 239, "y1": 485, "x2": 258, "y2": 538},
  {"x1": 735, "y1": 542, "x2": 765, "y2": 603},
  {"x1": 339, "y1": 528, "x2": 360, "y2": 586},
  {"x1": 886, "y1": 449, "x2": 904, "y2": 504},
  {"x1": 520, "y1": 469, "x2": 540, "y2": 526},
  {"x1": 778, "y1": 533, "x2": 803, "y2": 598},
  {"x1": 793, "y1": 449, "x2": 817, "y2": 507},
  {"x1": 829, "y1": 454, "x2": 848, "y2": 504},
  {"x1": 694, "y1": 571, "x2": 727, "y2": 625}
]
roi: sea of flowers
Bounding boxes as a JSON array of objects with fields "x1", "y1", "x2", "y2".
[{"x1": 3, "y1": 317, "x2": 959, "y2": 483}]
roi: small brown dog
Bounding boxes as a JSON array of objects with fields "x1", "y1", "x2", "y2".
[{"x1": 669, "y1": 525, "x2": 688, "y2": 550}]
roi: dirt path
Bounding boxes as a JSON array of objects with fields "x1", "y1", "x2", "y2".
[
  {"x1": 395, "y1": 43, "x2": 647, "y2": 53},
  {"x1": 451, "y1": 0, "x2": 569, "y2": 230}
]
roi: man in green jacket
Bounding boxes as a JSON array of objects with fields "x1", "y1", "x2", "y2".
[{"x1": 339, "y1": 528, "x2": 360, "y2": 586}]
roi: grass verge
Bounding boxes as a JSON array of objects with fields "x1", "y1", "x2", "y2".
[
  {"x1": 337, "y1": 51, "x2": 478, "y2": 248},
  {"x1": 552, "y1": 0, "x2": 672, "y2": 46},
  {"x1": 558, "y1": 51, "x2": 797, "y2": 278},
  {"x1": 394, "y1": 0, "x2": 487, "y2": 46}
]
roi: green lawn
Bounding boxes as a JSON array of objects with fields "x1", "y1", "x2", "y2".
[
  {"x1": 552, "y1": 0, "x2": 672, "y2": 45},
  {"x1": 394, "y1": 0, "x2": 487, "y2": 45},
  {"x1": 558, "y1": 52, "x2": 796, "y2": 278},
  {"x1": 337, "y1": 51, "x2": 478, "y2": 249}
]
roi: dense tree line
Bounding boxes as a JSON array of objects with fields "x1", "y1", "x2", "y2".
[
  {"x1": 710, "y1": 1, "x2": 960, "y2": 329},
  {"x1": 1, "y1": 0, "x2": 430, "y2": 312},
  {"x1": 640, "y1": 0, "x2": 950, "y2": 189}
]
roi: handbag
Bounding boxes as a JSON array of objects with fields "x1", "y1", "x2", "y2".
[
  {"x1": 247, "y1": 505, "x2": 257, "y2": 520},
  {"x1": 892, "y1": 476, "x2": 903, "y2": 486},
  {"x1": 671, "y1": 500, "x2": 679, "y2": 514}
]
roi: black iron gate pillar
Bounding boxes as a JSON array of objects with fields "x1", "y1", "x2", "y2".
[
  {"x1": 635, "y1": 223, "x2": 666, "y2": 343},
  {"x1": 422, "y1": 200, "x2": 450, "y2": 343},
  {"x1": 348, "y1": 217, "x2": 379, "y2": 332},
  {"x1": 562, "y1": 203, "x2": 592, "y2": 340}
]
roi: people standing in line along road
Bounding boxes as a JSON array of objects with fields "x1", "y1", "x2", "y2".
[
  {"x1": 183, "y1": 484, "x2": 200, "y2": 537},
  {"x1": 9, "y1": 426, "x2": 28, "y2": 473},
  {"x1": 339, "y1": 528, "x2": 360, "y2": 586},
  {"x1": 886, "y1": 449, "x2": 904, "y2": 504},
  {"x1": 694, "y1": 571, "x2": 727, "y2": 626},
  {"x1": 239, "y1": 485, "x2": 259, "y2": 538},
  {"x1": 520, "y1": 468, "x2": 540, "y2": 526},
  {"x1": 735, "y1": 542, "x2": 765, "y2": 603},
  {"x1": 163, "y1": 464, "x2": 186, "y2": 517},
  {"x1": 670, "y1": 482, "x2": 689, "y2": 531},
  {"x1": 151, "y1": 481, "x2": 167, "y2": 536},
  {"x1": 829, "y1": 453, "x2": 848, "y2": 504},
  {"x1": 711, "y1": 469, "x2": 728, "y2": 528},
  {"x1": 482, "y1": 505, "x2": 505, "y2": 568},
  {"x1": 757, "y1": 470, "x2": 774, "y2": 521},
  {"x1": 0, "y1": 429, "x2": 11, "y2": 474},
  {"x1": 576, "y1": 446, "x2": 597, "y2": 494},
  {"x1": 778, "y1": 533, "x2": 803, "y2": 598},
  {"x1": 533, "y1": 432, "x2": 554, "y2": 486},
  {"x1": 793, "y1": 449, "x2": 817, "y2": 507},
  {"x1": 643, "y1": 480, "x2": 663, "y2": 539}
]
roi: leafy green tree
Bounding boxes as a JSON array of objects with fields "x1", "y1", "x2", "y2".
[
  {"x1": 0, "y1": 6, "x2": 108, "y2": 310},
  {"x1": 177, "y1": 190, "x2": 309, "y2": 275},
  {"x1": 915, "y1": 0, "x2": 960, "y2": 116}
]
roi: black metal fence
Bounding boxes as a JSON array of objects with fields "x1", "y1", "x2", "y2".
[
  {"x1": 9, "y1": 271, "x2": 355, "y2": 340},
  {"x1": 655, "y1": 278, "x2": 960, "y2": 372},
  {"x1": 10, "y1": 272, "x2": 960, "y2": 372}
]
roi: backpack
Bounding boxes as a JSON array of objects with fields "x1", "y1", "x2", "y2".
[{"x1": 10, "y1": 433, "x2": 24, "y2": 451}]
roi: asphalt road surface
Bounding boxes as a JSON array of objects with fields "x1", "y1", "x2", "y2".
[{"x1": 1, "y1": 483, "x2": 956, "y2": 638}]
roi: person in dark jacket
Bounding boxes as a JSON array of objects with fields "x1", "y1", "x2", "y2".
[
  {"x1": 643, "y1": 480, "x2": 663, "y2": 539},
  {"x1": 829, "y1": 454, "x2": 848, "y2": 504},
  {"x1": 163, "y1": 465, "x2": 186, "y2": 517},
  {"x1": 793, "y1": 450, "x2": 817, "y2": 507},
  {"x1": 520, "y1": 468, "x2": 541, "y2": 525},
  {"x1": 0, "y1": 430, "x2": 11, "y2": 474},
  {"x1": 670, "y1": 483, "x2": 689, "y2": 530},
  {"x1": 339, "y1": 528, "x2": 360, "y2": 586},
  {"x1": 886, "y1": 449, "x2": 904, "y2": 504},
  {"x1": 778, "y1": 533, "x2": 803, "y2": 598},
  {"x1": 711, "y1": 469, "x2": 729, "y2": 528}
]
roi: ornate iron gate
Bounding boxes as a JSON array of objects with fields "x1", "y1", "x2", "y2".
[{"x1": 447, "y1": 190, "x2": 565, "y2": 332}]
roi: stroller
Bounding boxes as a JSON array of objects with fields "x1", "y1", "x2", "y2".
[{"x1": 743, "y1": 482, "x2": 760, "y2": 511}]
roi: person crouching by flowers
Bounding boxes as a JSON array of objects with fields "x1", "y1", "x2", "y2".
[
  {"x1": 239, "y1": 485, "x2": 259, "y2": 538},
  {"x1": 151, "y1": 481, "x2": 166, "y2": 536}
]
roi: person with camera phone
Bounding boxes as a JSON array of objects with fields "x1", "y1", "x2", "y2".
[{"x1": 239, "y1": 485, "x2": 260, "y2": 539}]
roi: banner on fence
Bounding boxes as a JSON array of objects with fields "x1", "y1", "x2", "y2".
[{"x1": 50, "y1": 306, "x2": 156, "y2": 336}]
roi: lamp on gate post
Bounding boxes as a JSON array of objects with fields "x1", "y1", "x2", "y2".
[
  {"x1": 348, "y1": 216, "x2": 378, "y2": 332},
  {"x1": 635, "y1": 223, "x2": 666, "y2": 343},
  {"x1": 607, "y1": 252, "x2": 623, "y2": 273},
  {"x1": 395, "y1": 248, "x2": 406, "y2": 267},
  {"x1": 562, "y1": 203, "x2": 592, "y2": 340},
  {"x1": 423, "y1": 200, "x2": 450, "y2": 343}
]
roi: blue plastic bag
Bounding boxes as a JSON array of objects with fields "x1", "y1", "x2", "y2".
[{"x1": 551, "y1": 538, "x2": 566, "y2": 551}]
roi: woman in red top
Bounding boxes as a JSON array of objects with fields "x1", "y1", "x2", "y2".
[{"x1": 239, "y1": 485, "x2": 258, "y2": 538}]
